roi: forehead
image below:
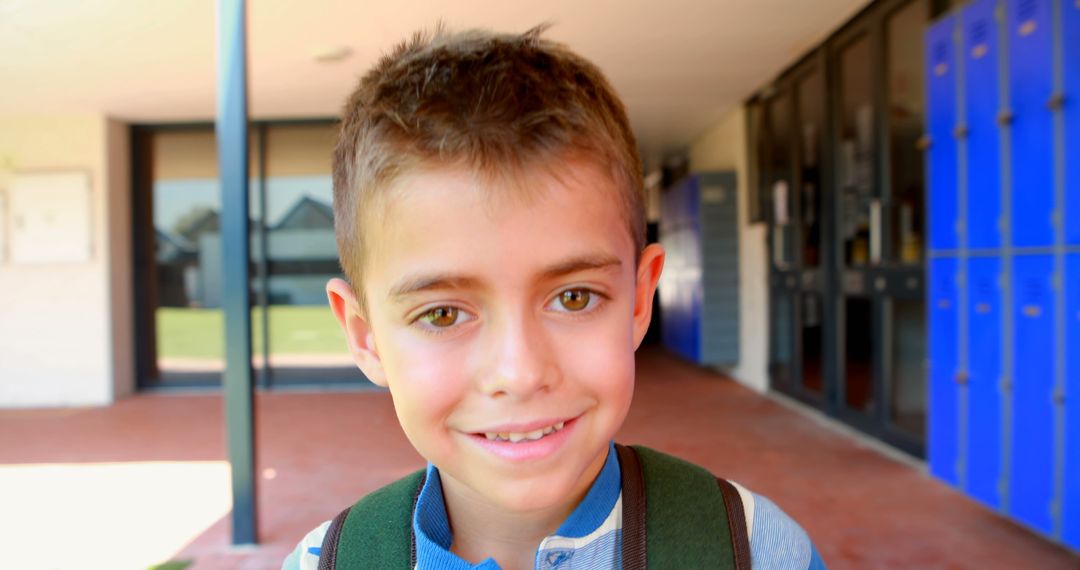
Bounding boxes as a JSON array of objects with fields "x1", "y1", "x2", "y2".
[{"x1": 361, "y1": 160, "x2": 635, "y2": 298}]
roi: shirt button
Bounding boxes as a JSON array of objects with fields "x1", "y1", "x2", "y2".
[{"x1": 543, "y1": 549, "x2": 574, "y2": 568}]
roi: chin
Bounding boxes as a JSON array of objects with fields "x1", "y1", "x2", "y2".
[
  {"x1": 497, "y1": 457, "x2": 606, "y2": 511},
  {"x1": 486, "y1": 479, "x2": 577, "y2": 514}
]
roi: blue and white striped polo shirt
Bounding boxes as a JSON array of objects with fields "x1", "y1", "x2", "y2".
[{"x1": 283, "y1": 443, "x2": 827, "y2": 569}]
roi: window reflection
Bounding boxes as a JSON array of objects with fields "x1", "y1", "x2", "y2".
[
  {"x1": 802, "y1": 292, "x2": 824, "y2": 394},
  {"x1": 891, "y1": 299, "x2": 927, "y2": 437},
  {"x1": 845, "y1": 297, "x2": 875, "y2": 412},
  {"x1": 262, "y1": 124, "x2": 355, "y2": 383},
  {"x1": 146, "y1": 123, "x2": 363, "y2": 387},
  {"x1": 151, "y1": 130, "x2": 228, "y2": 384},
  {"x1": 838, "y1": 35, "x2": 875, "y2": 267},
  {"x1": 796, "y1": 69, "x2": 825, "y2": 269},
  {"x1": 771, "y1": 293, "x2": 795, "y2": 389},
  {"x1": 887, "y1": 0, "x2": 929, "y2": 264},
  {"x1": 766, "y1": 93, "x2": 794, "y2": 268}
]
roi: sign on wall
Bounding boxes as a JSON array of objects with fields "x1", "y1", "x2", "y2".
[{"x1": 8, "y1": 172, "x2": 92, "y2": 264}]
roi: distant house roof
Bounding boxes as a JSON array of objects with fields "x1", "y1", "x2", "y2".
[
  {"x1": 175, "y1": 209, "x2": 220, "y2": 243},
  {"x1": 155, "y1": 228, "x2": 196, "y2": 263},
  {"x1": 272, "y1": 196, "x2": 334, "y2": 231}
]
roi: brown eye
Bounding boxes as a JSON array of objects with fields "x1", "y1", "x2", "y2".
[
  {"x1": 559, "y1": 289, "x2": 591, "y2": 311},
  {"x1": 422, "y1": 307, "x2": 459, "y2": 327}
]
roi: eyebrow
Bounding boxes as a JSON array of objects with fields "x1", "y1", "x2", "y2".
[{"x1": 387, "y1": 253, "x2": 623, "y2": 301}]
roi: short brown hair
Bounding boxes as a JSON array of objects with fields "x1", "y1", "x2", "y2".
[{"x1": 332, "y1": 25, "x2": 644, "y2": 312}]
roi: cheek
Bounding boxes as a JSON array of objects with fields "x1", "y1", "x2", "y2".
[
  {"x1": 380, "y1": 329, "x2": 470, "y2": 438},
  {"x1": 555, "y1": 301, "x2": 637, "y2": 402}
]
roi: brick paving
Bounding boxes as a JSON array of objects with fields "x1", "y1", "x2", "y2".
[{"x1": 1, "y1": 347, "x2": 1077, "y2": 569}]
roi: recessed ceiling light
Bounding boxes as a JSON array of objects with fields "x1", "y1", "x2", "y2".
[{"x1": 312, "y1": 45, "x2": 353, "y2": 63}]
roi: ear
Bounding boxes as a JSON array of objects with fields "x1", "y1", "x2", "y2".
[
  {"x1": 326, "y1": 278, "x2": 388, "y2": 387},
  {"x1": 631, "y1": 243, "x2": 665, "y2": 350}
]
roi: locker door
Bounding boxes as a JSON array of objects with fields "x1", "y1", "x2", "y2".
[
  {"x1": 1008, "y1": 0, "x2": 1055, "y2": 248},
  {"x1": 1010, "y1": 254, "x2": 1056, "y2": 534},
  {"x1": 967, "y1": 256, "x2": 1002, "y2": 508},
  {"x1": 686, "y1": 177, "x2": 704, "y2": 363},
  {"x1": 964, "y1": 0, "x2": 1002, "y2": 250},
  {"x1": 1064, "y1": 253, "x2": 1080, "y2": 549},
  {"x1": 659, "y1": 182, "x2": 684, "y2": 359},
  {"x1": 926, "y1": 15, "x2": 959, "y2": 252},
  {"x1": 1065, "y1": 0, "x2": 1080, "y2": 246},
  {"x1": 929, "y1": 256, "x2": 961, "y2": 485},
  {"x1": 660, "y1": 176, "x2": 704, "y2": 364},
  {"x1": 671, "y1": 227, "x2": 697, "y2": 362}
]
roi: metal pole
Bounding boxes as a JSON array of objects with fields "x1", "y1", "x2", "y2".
[{"x1": 216, "y1": 0, "x2": 257, "y2": 546}]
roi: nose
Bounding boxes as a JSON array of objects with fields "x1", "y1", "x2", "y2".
[{"x1": 481, "y1": 309, "x2": 558, "y2": 399}]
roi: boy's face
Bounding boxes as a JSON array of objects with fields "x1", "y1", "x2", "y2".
[{"x1": 328, "y1": 160, "x2": 664, "y2": 514}]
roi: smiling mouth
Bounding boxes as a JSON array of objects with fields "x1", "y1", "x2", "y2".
[{"x1": 477, "y1": 420, "x2": 568, "y2": 443}]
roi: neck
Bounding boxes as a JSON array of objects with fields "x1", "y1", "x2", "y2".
[
  {"x1": 439, "y1": 455, "x2": 607, "y2": 570},
  {"x1": 445, "y1": 489, "x2": 570, "y2": 569}
]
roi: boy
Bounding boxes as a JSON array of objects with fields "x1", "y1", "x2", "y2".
[{"x1": 285, "y1": 25, "x2": 825, "y2": 570}]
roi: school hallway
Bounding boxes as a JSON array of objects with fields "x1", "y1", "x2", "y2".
[{"x1": 0, "y1": 347, "x2": 1074, "y2": 570}]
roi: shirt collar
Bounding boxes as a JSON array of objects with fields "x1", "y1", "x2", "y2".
[{"x1": 412, "y1": 442, "x2": 621, "y2": 569}]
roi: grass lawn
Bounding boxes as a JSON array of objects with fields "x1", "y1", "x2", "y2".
[
  {"x1": 147, "y1": 562, "x2": 192, "y2": 570},
  {"x1": 157, "y1": 305, "x2": 347, "y2": 359}
]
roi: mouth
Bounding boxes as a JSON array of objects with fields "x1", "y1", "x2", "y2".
[
  {"x1": 463, "y1": 416, "x2": 580, "y2": 461},
  {"x1": 478, "y1": 420, "x2": 568, "y2": 443}
]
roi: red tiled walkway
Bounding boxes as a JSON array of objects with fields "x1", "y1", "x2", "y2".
[{"x1": 1, "y1": 348, "x2": 1076, "y2": 569}]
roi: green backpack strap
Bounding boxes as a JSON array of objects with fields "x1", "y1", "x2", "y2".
[
  {"x1": 618, "y1": 444, "x2": 751, "y2": 569},
  {"x1": 321, "y1": 449, "x2": 751, "y2": 569},
  {"x1": 318, "y1": 469, "x2": 426, "y2": 570}
]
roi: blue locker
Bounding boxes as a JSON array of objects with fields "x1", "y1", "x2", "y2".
[
  {"x1": 967, "y1": 256, "x2": 1002, "y2": 508},
  {"x1": 662, "y1": 230, "x2": 700, "y2": 362},
  {"x1": 685, "y1": 176, "x2": 700, "y2": 231},
  {"x1": 688, "y1": 221, "x2": 704, "y2": 363},
  {"x1": 1008, "y1": 0, "x2": 1056, "y2": 248},
  {"x1": 1066, "y1": 0, "x2": 1080, "y2": 246},
  {"x1": 929, "y1": 256, "x2": 961, "y2": 485},
  {"x1": 659, "y1": 176, "x2": 706, "y2": 363},
  {"x1": 659, "y1": 180, "x2": 683, "y2": 359},
  {"x1": 1010, "y1": 254, "x2": 1056, "y2": 534},
  {"x1": 964, "y1": 0, "x2": 1003, "y2": 250},
  {"x1": 1064, "y1": 253, "x2": 1080, "y2": 549},
  {"x1": 927, "y1": 16, "x2": 960, "y2": 251}
]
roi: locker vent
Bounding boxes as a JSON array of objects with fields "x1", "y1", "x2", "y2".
[
  {"x1": 1024, "y1": 278, "x2": 1045, "y2": 303},
  {"x1": 933, "y1": 41, "x2": 950, "y2": 66},
  {"x1": 971, "y1": 19, "x2": 989, "y2": 46},
  {"x1": 1017, "y1": 0, "x2": 1037, "y2": 21}
]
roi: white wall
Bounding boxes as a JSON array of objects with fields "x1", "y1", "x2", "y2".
[
  {"x1": 688, "y1": 106, "x2": 770, "y2": 393},
  {"x1": 0, "y1": 114, "x2": 133, "y2": 407}
]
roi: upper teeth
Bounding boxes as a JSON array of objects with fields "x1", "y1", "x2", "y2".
[{"x1": 484, "y1": 421, "x2": 566, "y2": 442}]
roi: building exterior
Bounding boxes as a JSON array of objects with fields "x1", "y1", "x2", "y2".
[{"x1": 0, "y1": 0, "x2": 1076, "y2": 552}]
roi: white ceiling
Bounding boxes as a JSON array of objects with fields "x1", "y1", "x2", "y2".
[{"x1": 0, "y1": 0, "x2": 868, "y2": 156}]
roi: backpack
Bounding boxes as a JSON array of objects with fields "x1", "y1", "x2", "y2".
[{"x1": 318, "y1": 444, "x2": 751, "y2": 569}]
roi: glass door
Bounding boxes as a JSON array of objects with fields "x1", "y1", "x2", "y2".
[
  {"x1": 763, "y1": 85, "x2": 798, "y2": 395},
  {"x1": 881, "y1": 0, "x2": 930, "y2": 443},
  {"x1": 826, "y1": 0, "x2": 929, "y2": 454},
  {"x1": 832, "y1": 25, "x2": 879, "y2": 424},
  {"x1": 759, "y1": 0, "x2": 954, "y2": 457},
  {"x1": 765, "y1": 53, "x2": 831, "y2": 407},
  {"x1": 793, "y1": 57, "x2": 830, "y2": 403},
  {"x1": 134, "y1": 121, "x2": 371, "y2": 389},
  {"x1": 259, "y1": 123, "x2": 357, "y2": 385},
  {"x1": 136, "y1": 126, "x2": 248, "y2": 386}
]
